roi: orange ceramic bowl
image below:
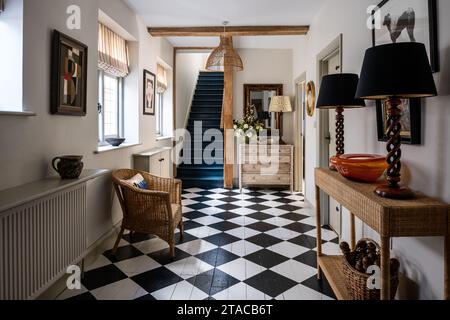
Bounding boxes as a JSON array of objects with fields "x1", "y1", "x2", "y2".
[{"x1": 330, "y1": 154, "x2": 387, "y2": 183}]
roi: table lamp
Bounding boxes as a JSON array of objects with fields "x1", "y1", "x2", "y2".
[
  {"x1": 269, "y1": 96, "x2": 292, "y2": 144},
  {"x1": 316, "y1": 73, "x2": 366, "y2": 163},
  {"x1": 356, "y1": 42, "x2": 437, "y2": 199}
]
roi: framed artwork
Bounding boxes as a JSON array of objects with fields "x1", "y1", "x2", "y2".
[
  {"x1": 51, "y1": 30, "x2": 88, "y2": 116},
  {"x1": 376, "y1": 99, "x2": 421, "y2": 145},
  {"x1": 143, "y1": 70, "x2": 156, "y2": 115},
  {"x1": 371, "y1": 0, "x2": 439, "y2": 72}
]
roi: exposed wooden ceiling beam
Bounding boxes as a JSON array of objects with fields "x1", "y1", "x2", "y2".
[{"x1": 148, "y1": 26, "x2": 309, "y2": 37}]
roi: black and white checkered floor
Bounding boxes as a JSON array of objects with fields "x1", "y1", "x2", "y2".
[{"x1": 59, "y1": 188, "x2": 340, "y2": 300}]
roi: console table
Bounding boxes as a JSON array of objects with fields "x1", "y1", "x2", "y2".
[{"x1": 314, "y1": 168, "x2": 450, "y2": 300}]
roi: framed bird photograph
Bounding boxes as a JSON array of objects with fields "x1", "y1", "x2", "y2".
[{"x1": 371, "y1": 0, "x2": 439, "y2": 72}]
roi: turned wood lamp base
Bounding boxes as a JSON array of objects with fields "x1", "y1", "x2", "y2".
[
  {"x1": 375, "y1": 185, "x2": 415, "y2": 200},
  {"x1": 375, "y1": 98, "x2": 415, "y2": 200},
  {"x1": 329, "y1": 107, "x2": 345, "y2": 171}
]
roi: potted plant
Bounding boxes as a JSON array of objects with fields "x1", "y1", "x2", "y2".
[{"x1": 233, "y1": 104, "x2": 265, "y2": 144}]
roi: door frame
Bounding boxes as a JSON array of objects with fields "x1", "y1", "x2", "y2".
[
  {"x1": 294, "y1": 73, "x2": 306, "y2": 194},
  {"x1": 316, "y1": 34, "x2": 343, "y2": 227}
]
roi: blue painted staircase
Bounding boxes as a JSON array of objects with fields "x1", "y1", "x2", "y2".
[{"x1": 177, "y1": 71, "x2": 225, "y2": 189}]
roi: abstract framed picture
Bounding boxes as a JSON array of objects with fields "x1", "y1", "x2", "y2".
[
  {"x1": 371, "y1": 0, "x2": 439, "y2": 72},
  {"x1": 376, "y1": 98, "x2": 421, "y2": 145},
  {"x1": 51, "y1": 30, "x2": 88, "y2": 116},
  {"x1": 143, "y1": 70, "x2": 156, "y2": 115}
]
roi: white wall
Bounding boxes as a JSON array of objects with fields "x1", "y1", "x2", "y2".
[
  {"x1": 233, "y1": 49, "x2": 294, "y2": 178},
  {"x1": 0, "y1": 0, "x2": 174, "y2": 246},
  {"x1": 0, "y1": 0, "x2": 23, "y2": 111},
  {"x1": 234, "y1": 49, "x2": 294, "y2": 145},
  {"x1": 175, "y1": 51, "x2": 210, "y2": 129},
  {"x1": 296, "y1": 0, "x2": 450, "y2": 299}
]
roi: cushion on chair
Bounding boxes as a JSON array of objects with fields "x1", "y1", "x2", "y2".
[{"x1": 123, "y1": 174, "x2": 149, "y2": 190}]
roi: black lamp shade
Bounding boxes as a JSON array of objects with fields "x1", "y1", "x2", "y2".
[
  {"x1": 316, "y1": 73, "x2": 366, "y2": 109},
  {"x1": 356, "y1": 42, "x2": 437, "y2": 100}
]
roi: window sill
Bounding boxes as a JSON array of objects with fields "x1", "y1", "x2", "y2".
[
  {"x1": 0, "y1": 110, "x2": 36, "y2": 117},
  {"x1": 95, "y1": 142, "x2": 142, "y2": 154},
  {"x1": 156, "y1": 136, "x2": 173, "y2": 142}
]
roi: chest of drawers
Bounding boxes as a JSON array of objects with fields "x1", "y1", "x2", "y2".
[{"x1": 238, "y1": 144, "x2": 294, "y2": 192}]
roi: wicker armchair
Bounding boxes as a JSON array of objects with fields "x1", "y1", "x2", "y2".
[{"x1": 112, "y1": 169, "x2": 184, "y2": 257}]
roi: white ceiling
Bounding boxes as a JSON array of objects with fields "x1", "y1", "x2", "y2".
[{"x1": 125, "y1": 0, "x2": 325, "y2": 48}]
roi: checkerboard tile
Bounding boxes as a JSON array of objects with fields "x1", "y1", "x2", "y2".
[{"x1": 60, "y1": 188, "x2": 338, "y2": 300}]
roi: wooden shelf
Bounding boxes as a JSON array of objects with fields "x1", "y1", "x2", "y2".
[
  {"x1": 318, "y1": 255, "x2": 351, "y2": 300},
  {"x1": 315, "y1": 168, "x2": 450, "y2": 300}
]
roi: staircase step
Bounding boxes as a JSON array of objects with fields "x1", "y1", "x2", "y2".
[
  {"x1": 197, "y1": 85, "x2": 224, "y2": 91},
  {"x1": 189, "y1": 113, "x2": 222, "y2": 119},
  {"x1": 199, "y1": 74, "x2": 224, "y2": 78},
  {"x1": 198, "y1": 80, "x2": 224, "y2": 86},
  {"x1": 178, "y1": 167, "x2": 224, "y2": 178},
  {"x1": 178, "y1": 158, "x2": 224, "y2": 165},
  {"x1": 196, "y1": 89, "x2": 223, "y2": 95},
  {"x1": 199, "y1": 72, "x2": 224, "y2": 77},
  {"x1": 177, "y1": 164, "x2": 223, "y2": 170},
  {"x1": 192, "y1": 100, "x2": 223, "y2": 106},
  {"x1": 179, "y1": 176, "x2": 225, "y2": 189},
  {"x1": 188, "y1": 119, "x2": 221, "y2": 126},
  {"x1": 187, "y1": 127, "x2": 223, "y2": 134},
  {"x1": 191, "y1": 107, "x2": 223, "y2": 112},
  {"x1": 180, "y1": 149, "x2": 224, "y2": 158},
  {"x1": 194, "y1": 94, "x2": 224, "y2": 101},
  {"x1": 185, "y1": 140, "x2": 224, "y2": 147}
]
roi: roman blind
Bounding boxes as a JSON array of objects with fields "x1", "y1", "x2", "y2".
[
  {"x1": 98, "y1": 23, "x2": 129, "y2": 77},
  {"x1": 157, "y1": 64, "x2": 168, "y2": 93}
]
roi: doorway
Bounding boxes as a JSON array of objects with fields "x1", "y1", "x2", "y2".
[
  {"x1": 317, "y1": 34, "x2": 343, "y2": 237},
  {"x1": 294, "y1": 73, "x2": 306, "y2": 193}
]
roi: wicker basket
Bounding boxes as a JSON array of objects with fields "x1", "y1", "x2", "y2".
[{"x1": 342, "y1": 238, "x2": 399, "y2": 300}]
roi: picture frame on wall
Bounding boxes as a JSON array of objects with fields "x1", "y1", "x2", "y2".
[
  {"x1": 376, "y1": 99, "x2": 421, "y2": 145},
  {"x1": 51, "y1": 30, "x2": 88, "y2": 116},
  {"x1": 371, "y1": 0, "x2": 439, "y2": 72},
  {"x1": 143, "y1": 69, "x2": 156, "y2": 115}
]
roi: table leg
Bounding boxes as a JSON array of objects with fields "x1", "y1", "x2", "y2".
[
  {"x1": 380, "y1": 236, "x2": 391, "y2": 300},
  {"x1": 315, "y1": 185, "x2": 322, "y2": 280},
  {"x1": 350, "y1": 212, "x2": 356, "y2": 250},
  {"x1": 445, "y1": 235, "x2": 450, "y2": 300}
]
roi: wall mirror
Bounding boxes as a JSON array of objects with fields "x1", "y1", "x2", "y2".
[{"x1": 244, "y1": 84, "x2": 283, "y2": 130}]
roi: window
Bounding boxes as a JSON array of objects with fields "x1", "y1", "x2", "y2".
[
  {"x1": 156, "y1": 63, "x2": 168, "y2": 137},
  {"x1": 97, "y1": 23, "x2": 129, "y2": 145},
  {"x1": 0, "y1": 0, "x2": 24, "y2": 112},
  {"x1": 156, "y1": 92, "x2": 163, "y2": 136},
  {"x1": 98, "y1": 71, "x2": 123, "y2": 143}
]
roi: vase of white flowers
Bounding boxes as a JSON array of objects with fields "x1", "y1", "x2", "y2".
[{"x1": 233, "y1": 104, "x2": 265, "y2": 144}]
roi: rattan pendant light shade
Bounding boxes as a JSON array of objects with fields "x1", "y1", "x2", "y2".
[{"x1": 206, "y1": 36, "x2": 244, "y2": 71}]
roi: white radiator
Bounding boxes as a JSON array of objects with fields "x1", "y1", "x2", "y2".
[{"x1": 0, "y1": 184, "x2": 87, "y2": 300}]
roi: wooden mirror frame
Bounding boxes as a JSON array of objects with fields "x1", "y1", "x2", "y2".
[
  {"x1": 244, "y1": 84, "x2": 283, "y2": 113},
  {"x1": 244, "y1": 84, "x2": 284, "y2": 130},
  {"x1": 306, "y1": 81, "x2": 316, "y2": 117}
]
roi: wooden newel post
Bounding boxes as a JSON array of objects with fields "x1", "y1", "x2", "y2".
[{"x1": 223, "y1": 36, "x2": 234, "y2": 189}]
